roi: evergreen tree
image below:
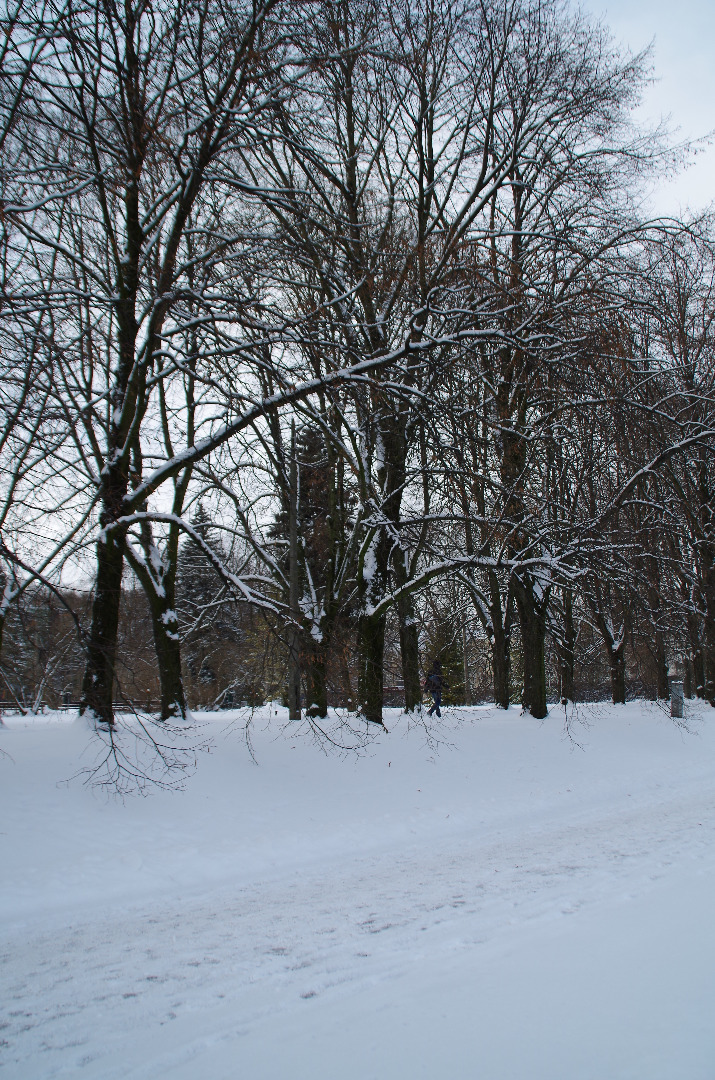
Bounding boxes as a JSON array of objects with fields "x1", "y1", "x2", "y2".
[{"x1": 176, "y1": 505, "x2": 234, "y2": 698}]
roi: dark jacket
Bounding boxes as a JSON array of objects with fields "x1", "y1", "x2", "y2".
[{"x1": 424, "y1": 671, "x2": 447, "y2": 691}]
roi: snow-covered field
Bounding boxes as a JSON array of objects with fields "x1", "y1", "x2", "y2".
[{"x1": 1, "y1": 701, "x2": 714, "y2": 1079}]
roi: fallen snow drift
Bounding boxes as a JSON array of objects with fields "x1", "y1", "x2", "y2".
[{"x1": 1, "y1": 702, "x2": 714, "y2": 1079}]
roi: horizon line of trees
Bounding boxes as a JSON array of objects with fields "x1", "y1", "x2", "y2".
[
  {"x1": 2, "y1": 0, "x2": 715, "y2": 732},
  {"x1": 0, "y1": 538, "x2": 704, "y2": 717}
]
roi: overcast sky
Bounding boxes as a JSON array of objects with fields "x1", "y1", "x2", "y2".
[{"x1": 584, "y1": 0, "x2": 714, "y2": 216}]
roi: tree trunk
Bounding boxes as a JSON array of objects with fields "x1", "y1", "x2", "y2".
[
  {"x1": 592, "y1": 614, "x2": 627, "y2": 705},
  {"x1": 462, "y1": 619, "x2": 471, "y2": 706},
  {"x1": 610, "y1": 642, "x2": 626, "y2": 704},
  {"x1": 589, "y1": 587, "x2": 627, "y2": 708},
  {"x1": 80, "y1": 522, "x2": 127, "y2": 726},
  {"x1": 358, "y1": 610, "x2": 386, "y2": 725},
  {"x1": 559, "y1": 589, "x2": 576, "y2": 703},
  {"x1": 491, "y1": 623, "x2": 511, "y2": 709},
  {"x1": 701, "y1": 559, "x2": 715, "y2": 705},
  {"x1": 654, "y1": 629, "x2": 668, "y2": 699},
  {"x1": 398, "y1": 612, "x2": 421, "y2": 712},
  {"x1": 357, "y1": 528, "x2": 389, "y2": 726},
  {"x1": 688, "y1": 612, "x2": 704, "y2": 697},
  {"x1": 80, "y1": 282, "x2": 140, "y2": 725},
  {"x1": 704, "y1": 614, "x2": 715, "y2": 707},
  {"x1": 141, "y1": 568, "x2": 186, "y2": 722},
  {"x1": 481, "y1": 574, "x2": 513, "y2": 709},
  {"x1": 305, "y1": 641, "x2": 328, "y2": 719},
  {"x1": 694, "y1": 649, "x2": 705, "y2": 698},
  {"x1": 287, "y1": 423, "x2": 301, "y2": 721},
  {"x1": 392, "y1": 548, "x2": 421, "y2": 712},
  {"x1": 340, "y1": 644, "x2": 355, "y2": 711},
  {"x1": 683, "y1": 659, "x2": 693, "y2": 700},
  {"x1": 151, "y1": 603, "x2": 186, "y2": 721},
  {"x1": 125, "y1": 522, "x2": 187, "y2": 722},
  {"x1": 514, "y1": 580, "x2": 548, "y2": 719}
]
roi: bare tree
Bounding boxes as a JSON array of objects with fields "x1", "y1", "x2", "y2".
[{"x1": 3, "y1": 0, "x2": 314, "y2": 724}]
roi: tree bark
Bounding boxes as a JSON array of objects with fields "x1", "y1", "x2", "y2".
[
  {"x1": 654, "y1": 628, "x2": 669, "y2": 700},
  {"x1": 462, "y1": 619, "x2": 471, "y2": 706},
  {"x1": 701, "y1": 558, "x2": 715, "y2": 706},
  {"x1": 392, "y1": 548, "x2": 421, "y2": 712},
  {"x1": 150, "y1": 603, "x2": 185, "y2": 721},
  {"x1": 687, "y1": 611, "x2": 704, "y2": 697},
  {"x1": 398, "y1": 611, "x2": 421, "y2": 712},
  {"x1": 125, "y1": 538, "x2": 186, "y2": 722},
  {"x1": 683, "y1": 659, "x2": 693, "y2": 700},
  {"x1": 559, "y1": 588, "x2": 576, "y2": 703},
  {"x1": 340, "y1": 644, "x2": 355, "y2": 711},
  {"x1": 80, "y1": 516, "x2": 127, "y2": 726},
  {"x1": 305, "y1": 640, "x2": 328, "y2": 718},
  {"x1": 460, "y1": 487, "x2": 512, "y2": 709},
  {"x1": 610, "y1": 642, "x2": 626, "y2": 704},
  {"x1": 287, "y1": 423, "x2": 301, "y2": 721},
  {"x1": 79, "y1": 212, "x2": 141, "y2": 726},
  {"x1": 514, "y1": 578, "x2": 548, "y2": 719},
  {"x1": 591, "y1": 610, "x2": 626, "y2": 704},
  {"x1": 704, "y1": 617, "x2": 715, "y2": 707},
  {"x1": 491, "y1": 623, "x2": 511, "y2": 709},
  {"x1": 588, "y1": 583, "x2": 628, "y2": 707},
  {"x1": 644, "y1": 563, "x2": 668, "y2": 699},
  {"x1": 694, "y1": 649, "x2": 705, "y2": 698},
  {"x1": 356, "y1": 403, "x2": 401, "y2": 726},
  {"x1": 358, "y1": 609, "x2": 386, "y2": 725},
  {"x1": 357, "y1": 525, "x2": 390, "y2": 725}
]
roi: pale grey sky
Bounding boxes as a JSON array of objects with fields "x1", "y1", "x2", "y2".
[{"x1": 586, "y1": 0, "x2": 714, "y2": 215}]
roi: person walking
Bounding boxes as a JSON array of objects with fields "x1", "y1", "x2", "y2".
[{"x1": 424, "y1": 659, "x2": 448, "y2": 717}]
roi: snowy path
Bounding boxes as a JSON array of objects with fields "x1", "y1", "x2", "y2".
[{"x1": 2, "y1": 704, "x2": 715, "y2": 1078}]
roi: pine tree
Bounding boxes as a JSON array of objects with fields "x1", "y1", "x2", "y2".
[{"x1": 176, "y1": 505, "x2": 234, "y2": 698}]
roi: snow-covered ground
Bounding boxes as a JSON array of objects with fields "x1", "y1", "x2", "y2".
[{"x1": 1, "y1": 701, "x2": 714, "y2": 1079}]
